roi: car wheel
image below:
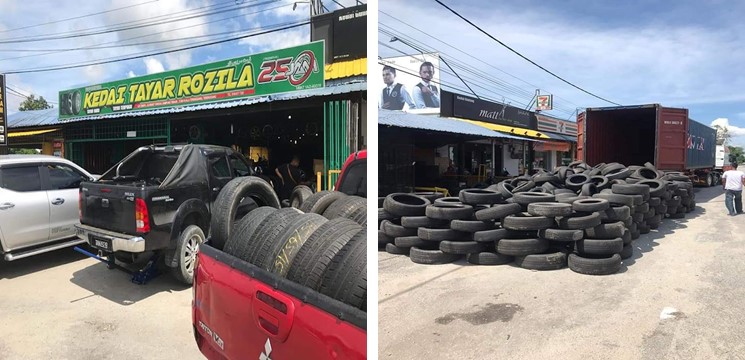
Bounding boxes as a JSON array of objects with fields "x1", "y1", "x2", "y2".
[{"x1": 172, "y1": 225, "x2": 204, "y2": 285}]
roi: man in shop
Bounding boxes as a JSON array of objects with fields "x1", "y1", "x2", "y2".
[
  {"x1": 380, "y1": 65, "x2": 415, "y2": 110},
  {"x1": 722, "y1": 162, "x2": 745, "y2": 216},
  {"x1": 412, "y1": 61, "x2": 440, "y2": 108},
  {"x1": 275, "y1": 155, "x2": 302, "y2": 201}
]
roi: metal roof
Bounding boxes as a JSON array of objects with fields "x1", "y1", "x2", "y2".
[
  {"x1": 544, "y1": 132, "x2": 577, "y2": 142},
  {"x1": 7, "y1": 108, "x2": 59, "y2": 128},
  {"x1": 378, "y1": 109, "x2": 532, "y2": 141},
  {"x1": 325, "y1": 58, "x2": 366, "y2": 80}
]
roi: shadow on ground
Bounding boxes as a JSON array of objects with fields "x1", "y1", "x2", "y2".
[
  {"x1": 69, "y1": 257, "x2": 190, "y2": 306},
  {"x1": 0, "y1": 246, "x2": 88, "y2": 280}
]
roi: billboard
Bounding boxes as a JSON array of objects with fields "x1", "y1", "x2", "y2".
[
  {"x1": 0, "y1": 75, "x2": 6, "y2": 146},
  {"x1": 378, "y1": 53, "x2": 440, "y2": 111},
  {"x1": 442, "y1": 90, "x2": 536, "y2": 129},
  {"x1": 58, "y1": 42, "x2": 325, "y2": 120}
]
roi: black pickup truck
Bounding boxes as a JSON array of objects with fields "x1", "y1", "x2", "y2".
[{"x1": 75, "y1": 144, "x2": 279, "y2": 284}]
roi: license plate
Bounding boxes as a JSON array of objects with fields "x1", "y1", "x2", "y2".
[{"x1": 89, "y1": 235, "x2": 112, "y2": 251}]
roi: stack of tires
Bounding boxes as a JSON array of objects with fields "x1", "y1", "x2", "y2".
[
  {"x1": 292, "y1": 187, "x2": 367, "y2": 227},
  {"x1": 212, "y1": 178, "x2": 367, "y2": 311}
]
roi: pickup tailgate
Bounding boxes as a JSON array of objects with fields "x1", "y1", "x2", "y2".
[
  {"x1": 193, "y1": 244, "x2": 367, "y2": 360},
  {"x1": 80, "y1": 182, "x2": 140, "y2": 234}
]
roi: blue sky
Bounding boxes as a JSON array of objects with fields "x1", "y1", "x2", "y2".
[
  {"x1": 379, "y1": 0, "x2": 745, "y2": 146},
  {"x1": 0, "y1": 0, "x2": 357, "y2": 113}
]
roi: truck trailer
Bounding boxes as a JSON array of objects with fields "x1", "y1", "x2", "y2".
[{"x1": 577, "y1": 104, "x2": 720, "y2": 186}]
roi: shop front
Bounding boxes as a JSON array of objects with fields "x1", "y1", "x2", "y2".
[
  {"x1": 58, "y1": 42, "x2": 366, "y2": 190},
  {"x1": 535, "y1": 113, "x2": 578, "y2": 170}
]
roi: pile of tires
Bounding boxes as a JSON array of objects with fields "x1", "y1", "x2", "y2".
[
  {"x1": 212, "y1": 178, "x2": 367, "y2": 311},
  {"x1": 291, "y1": 187, "x2": 367, "y2": 227},
  {"x1": 378, "y1": 161, "x2": 696, "y2": 276}
]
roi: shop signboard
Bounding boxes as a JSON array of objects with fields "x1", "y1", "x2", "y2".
[
  {"x1": 536, "y1": 94, "x2": 553, "y2": 110},
  {"x1": 445, "y1": 90, "x2": 536, "y2": 129},
  {"x1": 378, "y1": 53, "x2": 441, "y2": 112},
  {"x1": 58, "y1": 42, "x2": 325, "y2": 120},
  {"x1": 0, "y1": 74, "x2": 6, "y2": 146}
]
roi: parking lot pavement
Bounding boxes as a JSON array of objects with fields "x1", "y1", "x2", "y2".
[
  {"x1": 379, "y1": 186, "x2": 745, "y2": 360},
  {"x1": 0, "y1": 248, "x2": 203, "y2": 360}
]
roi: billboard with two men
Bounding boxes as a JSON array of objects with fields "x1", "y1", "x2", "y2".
[{"x1": 378, "y1": 53, "x2": 440, "y2": 112}]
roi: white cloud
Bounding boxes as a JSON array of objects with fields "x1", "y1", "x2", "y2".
[
  {"x1": 144, "y1": 57, "x2": 165, "y2": 74},
  {"x1": 239, "y1": 27, "x2": 309, "y2": 53},
  {"x1": 83, "y1": 64, "x2": 106, "y2": 83},
  {"x1": 711, "y1": 118, "x2": 745, "y2": 137},
  {"x1": 127, "y1": 70, "x2": 137, "y2": 78}
]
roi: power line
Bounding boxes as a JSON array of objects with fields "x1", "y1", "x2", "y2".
[
  {"x1": 5, "y1": 85, "x2": 58, "y2": 104},
  {"x1": 432, "y1": 0, "x2": 621, "y2": 106},
  {"x1": 0, "y1": 3, "x2": 291, "y2": 62},
  {"x1": 3, "y1": 21, "x2": 309, "y2": 74},
  {"x1": 0, "y1": 0, "x2": 159, "y2": 34},
  {"x1": 0, "y1": 0, "x2": 272, "y2": 44}
]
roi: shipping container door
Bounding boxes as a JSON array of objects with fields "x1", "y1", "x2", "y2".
[
  {"x1": 655, "y1": 106, "x2": 688, "y2": 171},
  {"x1": 576, "y1": 112, "x2": 585, "y2": 161}
]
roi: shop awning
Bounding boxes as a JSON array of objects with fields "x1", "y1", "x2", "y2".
[
  {"x1": 534, "y1": 141, "x2": 571, "y2": 152},
  {"x1": 8, "y1": 128, "x2": 59, "y2": 137},
  {"x1": 544, "y1": 132, "x2": 577, "y2": 142},
  {"x1": 455, "y1": 118, "x2": 550, "y2": 139},
  {"x1": 379, "y1": 109, "x2": 532, "y2": 140},
  {"x1": 325, "y1": 58, "x2": 366, "y2": 80}
]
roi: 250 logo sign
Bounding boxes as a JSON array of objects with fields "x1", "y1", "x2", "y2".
[{"x1": 258, "y1": 50, "x2": 319, "y2": 87}]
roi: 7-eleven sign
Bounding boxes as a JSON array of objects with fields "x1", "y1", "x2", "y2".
[{"x1": 536, "y1": 94, "x2": 553, "y2": 111}]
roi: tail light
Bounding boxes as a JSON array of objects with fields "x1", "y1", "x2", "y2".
[
  {"x1": 135, "y1": 198, "x2": 150, "y2": 233},
  {"x1": 78, "y1": 190, "x2": 83, "y2": 221}
]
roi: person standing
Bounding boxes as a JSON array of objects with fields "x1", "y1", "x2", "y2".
[
  {"x1": 722, "y1": 162, "x2": 745, "y2": 216},
  {"x1": 412, "y1": 61, "x2": 440, "y2": 108},
  {"x1": 380, "y1": 65, "x2": 415, "y2": 110},
  {"x1": 275, "y1": 155, "x2": 302, "y2": 201}
]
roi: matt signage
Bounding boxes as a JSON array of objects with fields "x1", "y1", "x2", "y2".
[
  {"x1": 58, "y1": 42, "x2": 325, "y2": 120},
  {"x1": 448, "y1": 91, "x2": 536, "y2": 129}
]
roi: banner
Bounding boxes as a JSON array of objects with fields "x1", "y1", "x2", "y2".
[
  {"x1": 0, "y1": 75, "x2": 6, "y2": 146},
  {"x1": 59, "y1": 41, "x2": 325, "y2": 120},
  {"x1": 378, "y1": 53, "x2": 440, "y2": 111},
  {"x1": 446, "y1": 91, "x2": 536, "y2": 129}
]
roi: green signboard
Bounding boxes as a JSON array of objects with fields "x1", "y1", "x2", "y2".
[{"x1": 59, "y1": 41, "x2": 325, "y2": 120}]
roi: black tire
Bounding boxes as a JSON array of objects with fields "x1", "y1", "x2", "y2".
[
  {"x1": 401, "y1": 216, "x2": 449, "y2": 229},
  {"x1": 639, "y1": 223, "x2": 651, "y2": 234},
  {"x1": 497, "y1": 238, "x2": 549, "y2": 256},
  {"x1": 378, "y1": 197, "x2": 385, "y2": 208},
  {"x1": 319, "y1": 230, "x2": 366, "y2": 310},
  {"x1": 322, "y1": 195, "x2": 366, "y2": 221},
  {"x1": 553, "y1": 188, "x2": 577, "y2": 195},
  {"x1": 621, "y1": 229, "x2": 632, "y2": 245},
  {"x1": 379, "y1": 208, "x2": 395, "y2": 222},
  {"x1": 502, "y1": 213, "x2": 554, "y2": 231},
  {"x1": 262, "y1": 213, "x2": 329, "y2": 275},
  {"x1": 242, "y1": 208, "x2": 302, "y2": 266},
  {"x1": 670, "y1": 212, "x2": 685, "y2": 219},
  {"x1": 383, "y1": 193, "x2": 430, "y2": 217},
  {"x1": 533, "y1": 173, "x2": 560, "y2": 184},
  {"x1": 410, "y1": 247, "x2": 461, "y2": 264},
  {"x1": 592, "y1": 193, "x2": 634, "y2": 207},
  {"x1": 631, "y1": 213, "x2": 644, "y2": 222},
  {"x1": 603, "y1": 205, "x2": 631, "y2": 221},
  {"x1": 527, "y1": 202, "x2": 572, "y2": 217},
  {"x1": 300, "y1": 191, "x2": 347, "y2": 215},
  {"x1": 171, "y1": 225, "x2": 205, "y2": 285},
  {"x1": 210, "y1": 177, "x2": 281, "y2": 250},
  {"x1": 496, "y1": 182, "x2": 515, "y2": 199},
  {"x1": 475, "y1": 203, "x2": 522, "y2": 221},
  {"x1": 440, "y1": 241, "x2": 487, "y2": 255},
  {"x1": 557, "y1": 212, "x2": 601, "y2": 230},
  {"x1": 637, "y1": 180, "x2": 666, "y2": 197},
  {"x1": 512, "y1": 180, "x2": 536, "y2": 193},
  {"x1": 600, "y1": 163, "x2": 626, "y2": 176},
  {"x1": 620, "y1": 244, "x2": 633, "y2": 259},
  {"x1": 434, "y1": 197, "x2": 463, "y2": 206},
  {"x1": 557, "y1": 196, "x2": 590, "y2": 204},
  {"x1": 572, "y1": 198, "x2": 610, "y2": 212},
  {"x1": 633, "y1": 167, "x2": 660, "y2": 180},
  {"x1": 630, "y1": 194, "x2": 644, "y2": 206},
  {"x1": 290, "y1": 185, "x2": 314, "y2": 208},
  {"x1": 473, "y1": 228, "x2": 508, "y2": 243},
  {"x1": 459, "y1": 188, "x2": 503, "y2": 205},
  {"x1": 450, "y1": 219, "x2": 495, "y2": 233},
  {"x1": 345, "y1": 205, "x2": 367, "y2": 227},
  {"x1": 538, "y1": 228, "x2": 583, "y2": 242},
  {"x1": 383, "y1": 221, "x2": 418, "y2": 238},
  {"x1": 643, "y1": 208, "x2": 656, "y2": 220},
  {"x1": 512, "y1": 192, "x2": 556, "y2": 206},
  {"x1": 576, "y1": 238, "x2": 623, "y2": 256},
  {"x1": 590, "y1": 175, "x2": 611, "y2": 190},
  {"x1": 515, "y1": 252, "x2": 567, "y2": 270},
  {"x1": 568, "y1": 253, "x2": 621, "y2": 275},
  {"x1": 579, "y1": 183, "x2": 598, "y2": 196},
  {"x1": 606, "y1": 168, "x2": 633, "y2": 180},
  {"x1": 378, "y1": 230, "x2": 393, "y2": 248},
  {"x1": 415, "y1": 192, "x2": 444, "y2": 203},
  {"x1": 224, "y1": 206, "x2": 278, "y2": 258},
  {"x1": 467, "y1": 252, "x2": 513, "y2": 265},
  {"x1": 385, "y1": 242, "x2": 410, "y2": 255},
  {"x1": 426, "y1": 204, "x2": 474, "y2": 220},
  {"x1": 612, "y1": 184, "x2": 650, "y2": 196},
  {"x1": 585, "y1": 221, "x2": 625, "y2": 239},
  {"x1": 395, "y1": 236, "x2": 428, "y2": 248},
  {"x1": 565, "y1": 173, "x2": 591, "y2": 190},
  {"x1": 418, "y1": 227, "x2": 470, "y2": 241}
]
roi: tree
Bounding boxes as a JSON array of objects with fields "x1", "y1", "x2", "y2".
[
  {"x1": 8, "y1": 148, "x2": 39, "y2": 155},
  {"x1": 18, "y1": 94, "x2": 52, "y2": 111},
  {"x1": 728, "y1": 146, "x2": 745, "y2": 164},
  {"x1": 714, "y1": 124, "x2": 731, "y2": 145}
]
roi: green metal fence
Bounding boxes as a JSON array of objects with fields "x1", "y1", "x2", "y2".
[{"x1": 323, "y1": 100, "x2": 351, "y2": 190}]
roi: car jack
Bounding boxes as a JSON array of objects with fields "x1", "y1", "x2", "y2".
[{"x1": 73, "y1": 246, "x2": 162, "y2": 285}]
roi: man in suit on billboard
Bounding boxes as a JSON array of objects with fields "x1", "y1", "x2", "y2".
[
  {"x1": 380, "y1": 65, "x2": 415, "y2": 110},
  {"x1": 412, "y1": 61, "x2": 440, "y2": 108}
]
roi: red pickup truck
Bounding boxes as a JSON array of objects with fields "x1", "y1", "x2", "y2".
[{"x1": 192, "y1": 150, "x2": 367, "y2": 359}]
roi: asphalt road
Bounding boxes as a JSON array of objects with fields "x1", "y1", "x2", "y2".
[
  {"x1": 378, "y1": 186, "x2": 745, "y2": 359},
  {"x1": 0, "y1": 249, "x2": 203, "y2": 360}
]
